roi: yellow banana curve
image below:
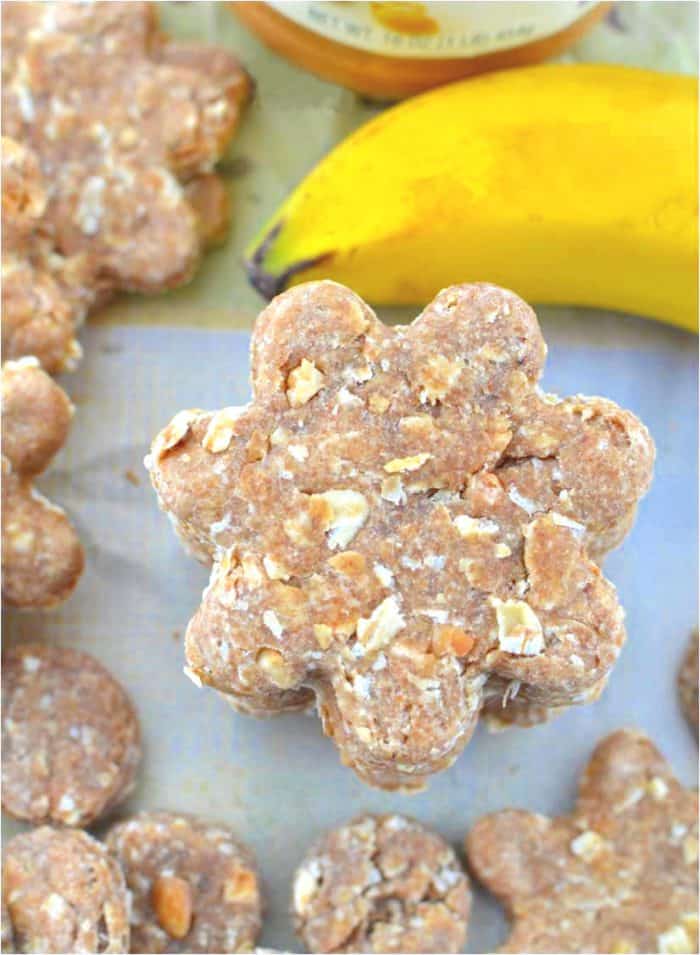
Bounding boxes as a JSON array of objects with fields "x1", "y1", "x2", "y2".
[{"x1": 246, "y1": 64, "x2": 698, "y2": 332}]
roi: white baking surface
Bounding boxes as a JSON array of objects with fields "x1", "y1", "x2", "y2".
[{"x1": 3, "y1": 308, "x2": 697, "y2": 953}]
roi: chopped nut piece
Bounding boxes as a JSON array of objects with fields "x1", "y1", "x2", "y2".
[
  {"x1": 368, "y1": 394, "x2": 390, "y2": 414},
  {"x1": 313, "y1": 624, "x2": 333, "y2": 649},
  {"x1": 380, "y1": 474, "x2": 406, "y2": 505},
  {"x1": 384, "y1": 453, "x2": 432, "y2": 473},
  {"x1": 418, "y1": 354, "x2": 464, "y2": 404},
  {"x1": 154, "y1": 410, "x2": 199, "y2": 458},
  {"x1": 647, "y1": 776, "x2": 670, "y2": 801},
  {"x1": 683, "y1": 835, "x2": 698, "y2": 865},
  {"x1": 492, "y1": 598, "x2": 544, "y2": 656},
  {"x1": 293, "y1": 863, "x2": 320, "y2": 913},
  {"x1": 202, "y1": 406, "x2": 246, "y2": 453},
  {"x1": 262, "y1": 611, "x2": 284, "y2": 638},
  {"x1": 357, "y1": 596, "x2": 405, "y2": 654},
  {"x1": 262, "y1": 555, "x2": 291, "y2": 581},
  {"x1": 287, "y1": 359, "x2": 325, "y2": 407},
  {"x1": 223, "y1": 866, "x2": 258, "y2": 902},
  {"x1": 256, "y1": 648, "x2": 295, "y2": 688},
  {"x1": 570, "y1": 830, "x2": 605, "y2": 863},
  {"x1": 434, "y1": 625, "x2": 475, "y2": 657},
  {"x1": 328, "y1": 551, "x2": 366, "y2": 577},
  {"x1": 152, "y1": 875, "x2": 192, "y2": 939},
  {"x1": 453, "y1": 515, "x2": 499, "y2": 538},
  {"x1": 310, "y1": 489, "x2": 369, "y2": 549}
]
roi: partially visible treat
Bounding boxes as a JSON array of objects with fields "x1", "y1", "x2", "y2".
[
  {"x1": 1, "y1": 2, "x2": 251, "y2": 371},
  {"x1": 106, "y1": 811, "x2": 262, "y2": 953},
  {"x1": 678, "y1": 630, "x2": 698, "y2": 738},
  {"x1": 2, "y1": 137, "x2": 85, "y2": 375},
  {"x1": 466, "y1": 729, "x2": 699, "y2": 954},
  {"x1": 2, "y1": 826, "x2": 130, "y2": 953},
  {"x1": 149, "y1": 279, "x2": 655, "y2": 790},
  {"x1": 292, "y1": 813, "x2": 470, "y2": 954},
  {"x1": 2, "y1": 642, "x2": 141, "y2": 827},
  {"x1": 1, "y1": 357, "x2": 84, "y2": 608},
  {"x1": 1, "y1": 899, "x2": 13, "y2": 953}
]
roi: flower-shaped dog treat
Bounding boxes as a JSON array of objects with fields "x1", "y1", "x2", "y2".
[
  {"x1": 149, "y1": 281, "x2": 654, "y2": 790},
  {"x1": 2, "y1": 357, "x2": 84, "y2": 608},
  {"x1": 1, "y1": 2, "x2": 250, "y2": 372},
  {"x1": 466, "y1": 729, "x2": 698, "y2": 954}
]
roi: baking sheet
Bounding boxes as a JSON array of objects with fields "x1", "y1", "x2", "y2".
[
  {"x1": 2, "y1": 2, "x2": 699, "y2": 953},
  {"x1": 3, "y1": 310, "x2": 697, "y2": 953}
]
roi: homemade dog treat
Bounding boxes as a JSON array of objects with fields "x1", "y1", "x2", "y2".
[
  {"x1": 3, "y1": 826, "x2": 130, "y2": 953},
  {"x1": 149, "y1": 280, "x2": 654, "y2": 790},
  {"x1": 106, "y1": 810, "x2": 262, "y2": 953},
  {"x1": 2, "y1": 136, "x2": 85, "y2": 375},
  {"x1": 1, "y1": 2, "x2": 250, "y2": 371},
  {"x1": 2, "y1": 642, "x2": 141, "y2": 827},
  {"x1": 293, "y1": 813, "x2": 470, "y2": 954},
  {"x1": 2, "y1": 357, "x2": 84, "y2": 608},
  {"x1": 466, "y1": 729, "x2": 698, "y2": 954},
  {"x1": 678, "y1": 630, "x2": 698, "y2": 738}
]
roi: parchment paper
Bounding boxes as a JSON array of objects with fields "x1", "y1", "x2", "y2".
[{"x1": 2, "y1": 3, "x2": 698, "y2": 953}]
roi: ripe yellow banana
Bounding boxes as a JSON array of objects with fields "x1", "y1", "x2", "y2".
[{"x1": 246, "y1": 64, "x2": 698, "y2": 331}]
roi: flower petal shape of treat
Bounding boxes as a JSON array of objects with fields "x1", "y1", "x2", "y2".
[
  {"x1": 149, "y1": 281, "x2": 654, "y2": 790},
  {"x1": 2, "y1": 357, "x2": 84, "y2": 608},
  {"x1": 1, "y1": 2, "x2": 250, "y2": 372},
  {"x1": 466, "y1": 729, "x2": 698, "y2": 954}
]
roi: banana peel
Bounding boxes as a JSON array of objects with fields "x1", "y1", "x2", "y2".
[{"x1": 246, "y1": 64, "x2": 698, "y2": 331}]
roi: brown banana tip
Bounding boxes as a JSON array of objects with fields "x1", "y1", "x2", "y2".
[{"x1": 245, "y1": 221, "x2": 330, "y2": 300}]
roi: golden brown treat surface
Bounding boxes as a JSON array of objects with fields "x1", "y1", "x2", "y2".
[
  {"x1": 466, "y1": 729, "x2": 699, "y2": 954},
  {"x1": 293, "y1": 813, "x2": 470, "y2": 954},
  {"x1": 106, "y1": 811, "x2": 262, "y2": 954},
  {"x1": 3, "y1": 826, "x2": 130, "y2": 954},
  {"x1": 1, "y1": 2, "x2": 249, "y2": 371},
  {"x1": 1, "y1": 357, "x2": 84, "y2": 608},
  {"x1": 2, "y1": 642, "x2": 141, "y2": 827},
  {"x1": 149, "y1": 280, "x2": 654, "y2": 789}
]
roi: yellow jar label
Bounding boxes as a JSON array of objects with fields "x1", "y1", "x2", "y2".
[{"x1": 268, "y1": 1, "x2": 600, "y2": 59}]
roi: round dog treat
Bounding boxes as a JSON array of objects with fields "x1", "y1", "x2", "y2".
[
  {"x1": 106, "y1": 811, "x2": 262, "y2": 953},
  {"x1": 678, "y1": 630, "x2": 698, "y2": 738},
  {"x1": 292, "y1": 814, "x2": 470, "y2": 953},
  {"x1": 467, "y1": 729, "x2": 699, "y2": 954},
  {"x1": 149, "y1": 280, "x2": 655, "y2": 790},
  {"x1": 2, "y1": 642, "x2": 141, "y2": 827},
  {"x1": 2, "y1": 826, "x2": 130, "y2": 954}
]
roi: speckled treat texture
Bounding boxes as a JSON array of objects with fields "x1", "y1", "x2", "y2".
[
  {"x1": 149, "y1": 280, "x2": 654, "y2": 790},
  {"x1": 106, "y1": 810, "x2": 262, "y2": 953},
  {"x1": 3, "y1": 826, "x2": 130, "y2": 953},
  {"x1": 293, "y1": 813, "x2": 470, "y2": 953},
  {"x1": 2, "y1": 642, "x2": 141, "y2": 827},
  {"x1": 466, "y1": 729, "x2": 698, "y2": 954},
  {"x1": 1, "y1": 2, "x2": 249, "y2": 372},
  {"x1": 2, "y1": 357, "x2": 84, "y2": 608}
]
